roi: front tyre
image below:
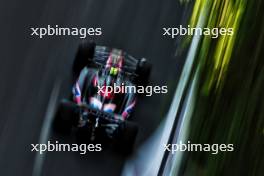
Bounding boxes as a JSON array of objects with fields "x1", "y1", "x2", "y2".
[
  {"x1": 136, "y1": 58, "x2": 152, "y2": 86},
  {"x1": 115, "y1": 121, "x2": 138, "y2": 155},
  {"x1": 73, "y1": 40, "x2": 96, "y2": 77},
  {"x1": 53, "y1": 99, "x2": 79, "y2": 134}
]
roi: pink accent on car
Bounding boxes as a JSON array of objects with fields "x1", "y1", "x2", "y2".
[
  {"x1": 74, "y1": 83, "x2": 82, "y2": 104},
  {"x1": 121, "y1": 100, "x2": 136, "y2": 119},
  {"x1": 92, "y1": 75, "x2": 98, "y2": 87},
  {"x1": 106, "y1": 52, "x2": 113, "y2": 68}
]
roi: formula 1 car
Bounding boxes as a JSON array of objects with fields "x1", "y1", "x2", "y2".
[{"x1": 54, "y1": 41, "x2": 151, "y2": 153}]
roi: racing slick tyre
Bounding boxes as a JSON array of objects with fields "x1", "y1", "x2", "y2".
[
  {"x1": 53, "y1": 99, "x2": 79, "y2": 134},
  {"x1": 73, "y1": 40, "x2": 96, "y2": 77},
  {"x1": 115, "y1": 121, "x2": 138, "y2": 155},
  {"x1": 136, "y1": 58, "x2": 152, "y2": 86}
]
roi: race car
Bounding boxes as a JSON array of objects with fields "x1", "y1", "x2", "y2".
[{"x1": 54, "y1": 40, "x2": 151, "y2": 153}]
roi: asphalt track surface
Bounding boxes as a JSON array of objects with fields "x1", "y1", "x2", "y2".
[{"x1": 0, "y1": 0, "x2": 184, "y2": 175}]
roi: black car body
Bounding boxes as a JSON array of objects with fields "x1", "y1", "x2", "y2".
[{"x1": 54, "y1": 41, "x2": 151, "y2": 153}]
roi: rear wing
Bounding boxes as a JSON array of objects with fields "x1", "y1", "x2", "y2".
[{"x1": 93, "y1": 46, "x2": 140, "y2": 74}]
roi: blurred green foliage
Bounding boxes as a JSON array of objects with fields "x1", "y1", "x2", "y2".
[{"x1": 180, "y1": 0, "x2": 264, "y2": 175}]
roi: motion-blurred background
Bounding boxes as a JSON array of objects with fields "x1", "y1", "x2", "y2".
[
  {"x1": 168, "y1": 0, "x2": 264, "y2": 175},
  {"x1": 0, "y1": 0, "x2": 263, "y2": 176}
]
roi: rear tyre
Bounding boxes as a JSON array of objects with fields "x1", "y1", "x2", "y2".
[
  {"x1": 115, "y1": 121, "x2": 138, "y2": 155},
  {"x1": 53, "y1": 99, "x2": 79, "y2": 134},
  {"x1": 73, "y1": 40, "x2": 96, "y2": 77},
  {"x1": 136, "y1": 58, "x2": 152, "y2": 86}
]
